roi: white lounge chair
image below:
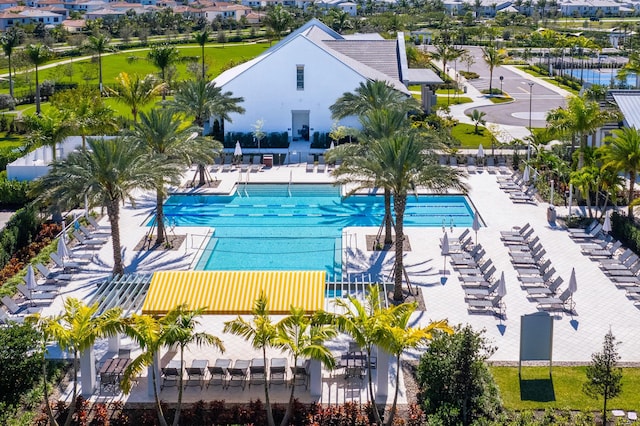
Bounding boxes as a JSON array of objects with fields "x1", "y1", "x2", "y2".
[
  {"x1": 35, "y1": 263, "x2": 73, "y2": 282},
  {"x1": 87, "y1": 216, "x2": 111, "y2": 230},
  {"x1": 50, "y1": 253, "x2": 89, "y2": 271},
  {"x1": 1, "y1": 296, "x2": 41, "y2": 315},
  {"x1": 317, "y1": 156, "x2": 326, "y2": 173},
  {"x1": 80, "y1": 225, "x2": 110, "y2": 238},
  {"x1": 73, "y1": 231, "x2": 107, "y2": 247},
  {"x1": 0, "y1": 309, "x2": 25, "y2": 324},
  {"x1": 17, "y1": 283, "x2": 57, "y2": 300}
]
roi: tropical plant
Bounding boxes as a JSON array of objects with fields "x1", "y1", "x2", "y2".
[
  {"x1": 0, "y1": 27, "x2": 23, "y2": 99},
  {"x1": 584, "y1": 330, "x2": 623, "y2": 426},
  {"x1": 23, "y1": 108, "x2": 75, "y2": 160},
  {"x1": 148, "y1": 44, "x2": 180, "y2": 100},
  {"x1": 193, "y1": 29, "x2": 209, "y2": 79},
  {"x1": 223, "y1": 293, "x2": 278, "y2": 426},
  {"x1": 431, "y1": 40, "x2": 464, "y2": 81},
  {"x1": 482, "y1": 45, "x2": 507, "y2": 97},
  {"x1": 28, "y1": 299, "x2": 124, "y2": 426},
  {"x1": 25, "y1": 43, "x2": 52, "y2": 115},
  {"x1": 570, "y1": 166, "x2": 598, "y2": 218},
  {"x1": 467, "y1": 109, "x2": 486, "y2": 135},
  {"x1": 274, "y1": 307, "x2": 337, "y2": 426},
  {"x1": 601, "y1": 127, "x2": 640, "y2": 218},
  {"x1": 264, "y1": 5, "x2": 293, "y2": 41},
  {"x1": 327, "y1": 9, "x2": 353, "y2": 33},
  {"x1": 108, "y1": 72, "x2": 164, "y2": 122},
  {"x1": 86, "y1": 33, "x2": 111, "y2": 92},
  {"x1": 35, "y1": 137, "x2": 173, "y2": 275},
  {"x1": 162, "y1": 305, "x2": 225, "y2": 426},
  {"x1": 127, "y1": 108, "x2": 217, "y2": 243}
]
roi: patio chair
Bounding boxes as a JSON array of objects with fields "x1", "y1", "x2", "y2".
[
  {"x1": 461, "y1": 265, "x2": 496, "y2": 283},
  {"x1": 569, "y1": 223, "x2": 603, "y2": 240},
  {"x1": 208, "y1": 359, "x2": 231, "y2": 389},
  {"x1": 118, "y1": 348, "x2": 131, "y2": 359},
  {"x1": 568, "y1": 219, "x2": 598, "y2": 235},
  {"x1": 186, "y1": 360, "x2": 209, "y2": 390},
  {"x1": 449, "y1": 156, "x2": 458, "y2": 167},
  {"x1": 80, "y1": 224, "x2": 110, "y2": 238},
  {"x1": 317, "y1": 155, "x2": 326, "y2": 173},
  {"x1": 269, "y1": 358, "x2": 288, "y2": 387},
  {"x1": 486, "y1": 156, "x2": 496, "y2": 173},
  {"x1": 50, "y1": 253, "x2": 88, "y2": 271},
  {"x1": 467, "y1": 294, "x2": 504, "y2": 315},
  {"x1": 500, "y1": 223, "x2": 531, "y2": 238},
  {"x1": 249, "y1": 358, "x2": 266, "y2": 388},
  {"x1": 73, "y1": 231, "x2": 107, "y2": 248},
  {"x1": 35, "y1": 263, "x2": 73, "y2": 282},
  {"x1": 290, "y1": 359, "x2": 310, "y2": 389},
  {"x1": 466, "y1": 156, "x2": 476, "y2": 174},
  {"x1": 1, "y1": 296, "x2": 41, "y2": 315},
  {"x1": 584, "y1": 240, "x2": 622, "y2": 259},
  {"x1": 17, "y1": 283, "x2": 57, "y2": 300},
  {"x1": 228, "y1": 359, "x2": 250, "y2": 390},
  {"x1": 0, "y1": 309, "x2": 25, "y2": 324},
  {"x1": 210, "y1": 157, "x2": 222, "y2": 173},
  {"x1": 464, "y1": 281, "x2": 499, "y2": 298},
  {"x1": 161, "y1": 362, "x2": 182, "y2": 390},
  {"x1": 306, "y1": 155, "x2": 315, "y2": 172},
  {"x1": 536, "y1": 288, "x2": 573, "y2": 312},
  {"x1": 438, "y1": 155, "x2": 447, "y2": 166}
]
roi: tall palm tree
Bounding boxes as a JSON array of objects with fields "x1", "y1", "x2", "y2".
[
  {"x1": 36, "y1": 137, "x2": 172, "y2": 275},
  {"x1": 127, "y1": 108, "x2": 218, "y2": 243},
  {"x1": 193, "y1": 29, "x2": 209, "y2": 79},
  {"x1": 381, "y1": 306, "x2": 452, "y2": 426},
  {"x1": 264, "y1": 5, "x2": 293, "y2": 41},
  {"x1": 223, "y1": 293, "x2": 278, "y2": 426},
  {"x1": 482, "y1": 45, "x2": 507, "y2": 97},
  {"x1": 86, "y1": 33, "x2": 111, "y2": 93},
  {"x1": 431, "y1": 41, "x2": 464, "y2": 81},
  {"x1": 1, "y1": 27, "x2": 22, "y2": 99},
  {"x1": 108, "y1": 72, "x2": 164, "y2": 122},
  {"x1": 25, "y1": 43, "x2": 52, "y2": 115},
  {"x1": 601, "y1": 127, "x2": 640, "y2": 218},
  {"x1": 274, "y1": 307, "x2": 337, "y2": 426},
  {"x1": 162, "y1": 305, "x2": 225, "y2": 426},
  {"x1": 148, "y1": 44, "x2": 180, "y2": 100},
  {"x1": 28, "y1": 299, "x2": 124, "y2": 426},
  {"x1": 24, "y1": 108, "x2": 75, "y2": 160},
  {"x1": 167, "y1": 79, "x2": 244, "y2": 185}
]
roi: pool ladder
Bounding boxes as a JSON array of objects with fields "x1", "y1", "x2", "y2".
[{"x1": 287, "y1": 170, "x2": 292, "y2": 197}]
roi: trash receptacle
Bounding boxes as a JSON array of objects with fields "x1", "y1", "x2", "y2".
[
  {"x1": 547, "y1": 206, "x2": 556, "y2": 223},
  {"x1": 263, "y1": 154, "x2": 273, "y2": 168},
  {"x1": 463, "y1": 85, "x2": 467, "y2": 94}
]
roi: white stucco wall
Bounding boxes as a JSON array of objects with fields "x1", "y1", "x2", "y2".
[{"x1": 216, "y1": 35, "x2": 367, "y2": 137}]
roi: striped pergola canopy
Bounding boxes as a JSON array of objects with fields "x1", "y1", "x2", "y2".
[{"x1": 141, "y1": 270, "x2": 326, "y2": 315}]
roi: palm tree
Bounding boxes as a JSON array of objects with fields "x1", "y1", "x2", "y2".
[
  {"x1": 467, "y1": 109, "x2": 487, "y2": 135},
  {"x1": 274, "y1": 307, "x2": 337, "y2": 426},
  {"x1": 482, "y1": 45, "x2": 507, "y2": 97},
  {"x1": 167, "y1": 79, "x2": 244, "y2": 185},
  {"x1": 381, "y1": 307, "x2": 452, "y2": 426},
  {"x1": 108, "y1": 72, "x2": 164, "y2": 122},
  {"x1": 148, "y1": 44, "x2": 180, "y2": 100},
  {"x1": 1, "y1": 27, "x2": 22, "y2": 99},
  {"x1": 35, "y1": 137, "x2": 172, "y2": 275},
  {"x1": 193, "y1": 29, "x2": 209, "y2": 79},
  {"x1": 431, "y1": 41, "x2": 464, "y2": 82},
  {"x1": 24, "y1": 108, "x2": 75, "y2": 160},
  {"x1": 601, "y1": 127, "x2": 640, "y2": 218},
  {"x1": 86, "y1": 33, "x2": 111, "y2": 92},
  {"x1": 127, "y1": 108, "x2": 218, "y2": 243},
  {"x1": 25, "y1": 43, "x2": 52, "y2": 115},
  {"x1": 28, "y1": 299, "x2": 124, "y2": 426},
  {"x1": 223, "y1": 293, "x2": 278, "y2": 426},
  {"x1": 264, "y1": 5, "x2": 293, "y2": 41},
  {"x1": 162, "y1": 305, "x2": 225, "y2": 426}
]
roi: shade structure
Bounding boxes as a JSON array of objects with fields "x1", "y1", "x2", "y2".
[
  {"x1": 477, "y1": 144, "x2": 484, "y2": 158},
  {"x1": 496, "y1": 272, "x2": 506, "y2": 297},
  {"x1": 25, "y1": 264, "x2": 37, "y2": 292},
  {"x1": 57, "y1": 236, "x2": 70, "y2": 260},
  {"x1": 142, "y1": 270, "x2": 326, "y2": 315},
  {"x1": 568, "y1": 268, "x2": 577, "y2": 295},
  {"x1": 523, "y1": 165, "x2": 530, "y2": 183},
  {"x1": 603, "y1": 213, "x2": 612, "y2": 233},
  {"x1": 234, "y1": 141, "x2": 242, "y2": 157}
]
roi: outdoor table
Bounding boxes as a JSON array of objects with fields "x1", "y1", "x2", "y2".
[{"x1": 99, "y1": 358, "x2": 132, "y2": 393}]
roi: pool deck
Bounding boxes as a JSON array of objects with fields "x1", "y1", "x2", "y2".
[{"x1": 38, "y1": 162, "x2": 640, "y2": 407}]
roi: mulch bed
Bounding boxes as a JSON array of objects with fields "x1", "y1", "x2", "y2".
[
  {"x1": 133, "y1": 234, "x2": 186, "y2": 251},
  {"x1": 182, "y1": 180, "x2": 221, "y2": 189},
  {"x1": 388, "y1": 286, "x2": 426, "y2": 311},
  {"x1": 366, "y1": 235, "x2": 411, "y2": 251}
]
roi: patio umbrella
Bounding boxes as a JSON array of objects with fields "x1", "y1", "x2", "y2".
[
  {"x1": 234, "y1": 141, "x2": 242, "y2": 157},
  {"x1": 25, "y1": 264, "x2": 37, "y2": 297},
  {"x1": 568, "y1": 267, "x2": 577, "y2": 312},
  {"x1": 472, "y1": 211, "x2": 480, "y2": 245},
  {"x1": 496, "y1": 271, "x2": 506, "y2": 297},
  {"x1": 522, "y1": 165, "x2": 530, "y2": 184},
  {"x1": 603, "y1": 213, "x2": 612, "y2": 234},
  {"x1": 57, "y1": 235, "x2": 70, "y2": 260},
  {"x1": 441, "y1": 232, "x2": 450, "y2": 278},
  {"x1": 477, "y1": 144, "x2": 484, "y2": 158},
  {"x1": 329, "y1": 141, "x2": 335, "y2": 150}
]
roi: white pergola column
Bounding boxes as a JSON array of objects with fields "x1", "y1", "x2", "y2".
[
  {"x1": 108, "y1": 334, "x2": 120, "y2": 353},
  {"x1": 375, "y1": 346, "x2": 390, "y2": 399},
  {"x1": 148, "y1": 350, "x2": 161, "y2": 397},
  {"x1": 309, "y1": 359, "x2": 322, "y2": 397},
  {"x1": 80, "y1": 347, "x2": 96, "y2": 397}
]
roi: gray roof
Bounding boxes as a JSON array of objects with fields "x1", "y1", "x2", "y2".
[
  {"x1": 405, "y1": 68, "x2": 443, "y2": 85},
  {"x1": 612, "y1": 92, "x2": 640, "y2": 128},
  {"x1": 324, "y1": 40, "x2": 400, "y2": 81}
]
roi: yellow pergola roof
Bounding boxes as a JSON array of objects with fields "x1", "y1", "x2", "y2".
[{"x1": 141, "y1": 270, "x2": 326, "y2": 315}]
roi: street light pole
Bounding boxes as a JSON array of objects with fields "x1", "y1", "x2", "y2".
[{"x1": 527, "y1": 82, "x2": 534, "y2": 161}]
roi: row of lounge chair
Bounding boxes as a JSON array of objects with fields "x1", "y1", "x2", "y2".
[
  {"x1": 210, "y1": 155, "x2": 265, "y2": 173},
  {"x1": 502, "y1": 224, "x2": 574, "y2": 313},
  {"x1": 306, "y1": 154, "x2": 334, "y2": 173},
  {"x1": 161, "y1": 357, "x2": 308, "y2": 391},
  {"x1": 439, "y1": 155, "x2": 510, "y2": 175},
  {"x1": 496, "y1": 171, "x2": 538, "y2": 204},
  {"x1": 444, "y1": 230, "x2": 505, "y2": 315}
]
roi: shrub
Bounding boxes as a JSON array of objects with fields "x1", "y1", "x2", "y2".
[
  {"x1": 460, "y1": 70, "x2": 479, "y2": 79},
  {"x1": 0, "y1": 323, "x2": 43, "y2": 406},
  {"x1": 611, "y1": 211, "x2": 640, "y2": 254},
  {"x1": 0, "y1": 94, "x2": 15, "y2": 110},
  {"x1": 0, "y1": 175, "x2": 33, "y2": 206},
  {"x1": 0, "y1": 148, "x2": 23, "y2": 172}
]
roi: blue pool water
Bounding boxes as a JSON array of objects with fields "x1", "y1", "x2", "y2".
[
  {"x1": 161, "y1": 184, "x2": 474, "y2": 280},
  {"x1": 563, "y1": 68, "x2": 637, "y2": 87}
]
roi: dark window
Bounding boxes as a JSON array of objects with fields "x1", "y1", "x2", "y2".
[{"x1": 296, "y1": 65, "x2": 304, "y2": 90}]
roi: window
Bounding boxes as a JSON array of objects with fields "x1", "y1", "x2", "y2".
[{"x1": 296, "y1": 65, "x2": 304, "y2": 90}]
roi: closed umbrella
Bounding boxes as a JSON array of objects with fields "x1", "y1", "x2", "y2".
[
  {"x1": 57, "y1": 235, "x2": 70, "y2": 260},
  {"x1": 441, "y1": 232, "x2": 450, "y2": 279},
  {"x1": 568, "y1": 267, "x2": 577, "y2": 312},
  {"x1": 477, "y1": 144, "x2": 484, "y2": 158},
  {"x1": 496, "y1": 271, "x2": 506, "y2": 297},
  {"x1": 523, "y1": 165, "x2": 530, "y2": 184},
  {"x1": 329, "y1": 141, "x2": 335, "y2": 150},
  {"x1": 472, "y1": 211, "x2": 480, "y2": 245},
  {"x1": 234, "y1": 141, "x2": 242, "y2": 157},
  {"x1": 603, "y1": 213, "x2": 612, "y2": 234},
  {"x1": 25, "y1": 264, "x2": 37, "y2": 298}
]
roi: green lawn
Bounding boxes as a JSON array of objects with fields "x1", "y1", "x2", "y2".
[
  {"x1": 437, "y1": 96, "x2": 472, "y2": 106},
  {"x1": 451, "y1": 122, "x2": 495, "y2": 148},
  {"x1": 0, "y1": 131, "x2": 24, "y2": 149},
  {"x1": 489, "y1": 96, "x2": 513, "y2": 104},
  {"x1": 491, "y1": 366, "x2": 640, "y2": 411}
]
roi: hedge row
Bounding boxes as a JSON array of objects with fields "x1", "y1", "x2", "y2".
[
  {"x1": 0, "y1": 174, "x2": 33, "y2": 207},
  {"x1": 0, "y1": 205, "x2": 39, "y2": 270},
  {"x1": 611, "y1": 211, "x2": 640, "y2": 254},
  {"x1": 224, "y1": 132, "x2": 289, "y2": 149}
]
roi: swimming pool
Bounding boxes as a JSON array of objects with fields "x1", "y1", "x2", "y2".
[{"x1": 161, "y1": 184, "x2": 475, "y2": 280}]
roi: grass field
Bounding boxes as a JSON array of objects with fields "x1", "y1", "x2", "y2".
[
  {"x1": 491, "y1": 366, "x2": 640, "y2": 411},
  {"x1": 451, "y1": 122, "x2": 494, "y2": 148},
  {"x1": 489, "y1": 96, "x2": 513, "y2": 104},
  {"x1": 437, "y1": 96, "x2": 473, "y2": 106},
  {"x1": 1, "y1": 42, "x2": 270, "y2": 95}
]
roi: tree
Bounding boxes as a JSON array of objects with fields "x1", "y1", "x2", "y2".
[
  {"x1": 264, "y1": 5, "x2": 293, "y2": 41},
  {"x1": 601, "y1": 127, "x2": 640, "y2": 218},
  {"x1": 108, "y1": 72, "x2": 164, "y2": 122},
  {"x1": 0, "y1": 323, "x2": 42, "y2": 407},
  {"x1": 35, "y1": 137, "x2": 172, "y2": 275},
  {"x1": 467, "y1": 109, "x2": 487, "y2": 135},
  {"x1": 148, "y1": 44, "x2": 179, "y2": 100},
  {"x1": 327, "y1": 9, "x2": 353, "y2": 33},
  {"x1": 162, "y1": 305, "x2": 225, "y2": 426},
  {"x1": 28, "y1": 299, "x2": 124, "y2": 426},
  {"x1": 584, "y1": 330, "x2": 623, "y2": 426},
  {"x1": 127, "y1": 108, "x2": 217, "y2": 243},
  {"x1": 417, "y1": 325, "x2": 502, "y2": 425},
  {"x1": 25, "y1": 43, "x2": 52, "y2": 115},
  {"x1": 24, "y1": 108, "x2": 75, "y2": 160},
  {"x1": 86, "y1": 33, "x2": 111, "y2": 92},
  {"x1": 482, "y1": 45, "x2": 507, "y2": 97},
  {"x1": 274, "y1": 308, "x2": 337, "y2": 426},
  {"x1": 223, "y1": 293, "x2": 278, "y2": 426},
  {"x1": 193, "y1": 29, "x2": 209, "y2": 79},
  {"x1": 1, "y1": 27, "x2": 23, "y2": 99},
  {"x1": 431, "y1": 40, "x2": 464, "y2": 81},
  {"x1": 167, "y1": 79, "x2": 244, "y2": 185}
]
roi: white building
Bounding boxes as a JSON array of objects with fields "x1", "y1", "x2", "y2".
[
  {"x1": 211, "y1": 19, "x2": 441, "y2": 142},
  {"x1": 560, "y1": 0, "x2": 621, "y2": 17}
]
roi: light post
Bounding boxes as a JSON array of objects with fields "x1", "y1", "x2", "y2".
[
  {"x1": 499, "y1": 75, "x2": 504, "y2": 95},
  {"x1": 527, "y1": 82, "x2": 534, "y2": 161}
]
